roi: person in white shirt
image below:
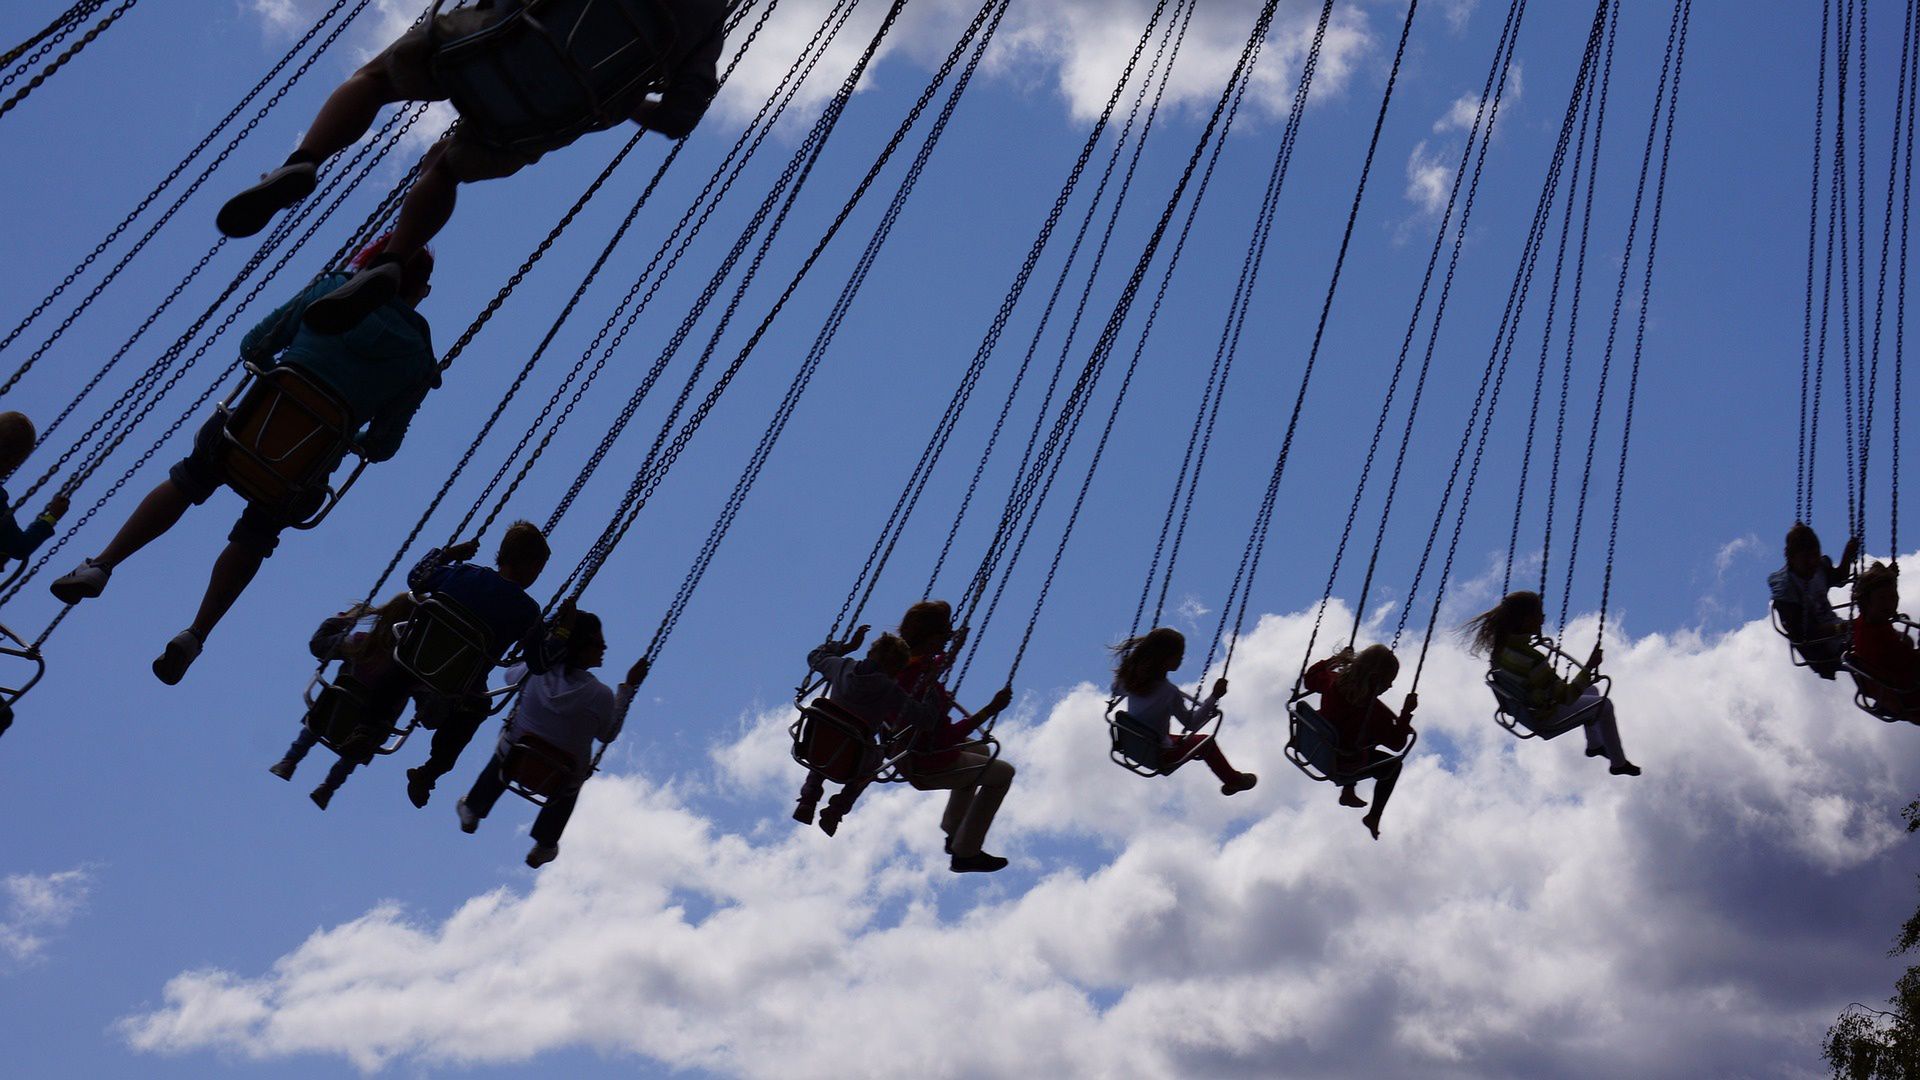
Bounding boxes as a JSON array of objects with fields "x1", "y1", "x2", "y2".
[
  {"x1": 1768, "y1": 521, "x2": 1861, "y2": 679},
  {"x1": 1111, "y1": 627, "x2": 1256, "y2": 795},
  {"x1": 455, "y1": 608, "x2": 643, "y2": 868}
]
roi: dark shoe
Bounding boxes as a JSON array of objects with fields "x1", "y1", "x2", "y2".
[
  {"x1": 152, "y1": 630, "x2": 203, "y2": 686},
  {"x1": 1221, "y1": 772, "x2": 1258, "y2": 796},
  {"x1": 405, "y1": 767, "x2": 435, "y2": 808},
  {"x1": 943, "y1": 832, "x2": 953, "y2": 855},
  {"x1": 309, "y1": 784, "x2": 334, "y2": 811},
  {"x1": 792, "y1": 798, "x2": 816, "y2": 826},
  {"x1": 268, "y1": 759, "x2": 297, "y2": 781},
  {"x1": 1338, "y1": 787, "x2": 1367, "y2": 808},
  {"x1": 1609, "y1": 761, "x2": 1642, "y2": 777},
  {"x1": 950, "y1": 852, "x2": 1009, "y2": 874},
  {"x1": 818, "y1": 807, "x2": 842, "y2": 837},
  {"x1": 217, "y1": 161, "x2": 317, "y2": 238},
  {"x1": 1585, "y1": 747, "x2": 1607, "y2": 758},
  {"x1": 526, "y1": 842, "x2": 559, "y2": 869},
  {"x1": 302, "y1": 261, "x2": 403, "y2": 335},
  {"x1": 456, "y1": 796, "x2": 480, "y2": 834}
]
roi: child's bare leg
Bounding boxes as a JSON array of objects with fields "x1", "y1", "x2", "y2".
[
  {"x1": 383, "y1": 147, "x2": 461, "y2": 259},
  {"x1": 296, "y1": 63, "x2": 405, "y2": 164},
  {"x1": 186, "y1": 541, "x2": 268, "y2": 641},
  {"x1": 96, "y1": 480, "x2": 192, "y2": 568}
]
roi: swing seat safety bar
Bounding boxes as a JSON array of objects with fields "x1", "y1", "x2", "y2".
[
  {"x1": 216, "y1": 362, "x2": 367, "y2": 531},
  {"x1": 1284, "y1": 698, "x2": 1417, "y2": 785},
  {"x1": 302, "y1": 666, "x2": 418, "y2": 757},
  {"x1": 1106, "y1": 699, "x2": 1222, "y2": 779}
]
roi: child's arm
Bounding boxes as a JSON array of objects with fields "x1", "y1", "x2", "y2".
[
  {"x1": 238, "y1": 280, "x2": 327, "y2": 364},
  {"x1": 405, "y1": 538, "x2": 480, "y2": 593}
]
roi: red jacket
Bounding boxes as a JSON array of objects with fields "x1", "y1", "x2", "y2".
[
  {"x1": 1304, "y1": 658, "x2": 1413, "y2": 771},
  {"x1": 897, "y1": 653, "x2": 975, "y2": 771},
  {"x1": 1853, "y1": 619, "x2": 1920, "y2": 703}
]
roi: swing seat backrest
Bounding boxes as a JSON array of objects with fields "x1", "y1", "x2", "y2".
[
  {"x1": 394, "y1": 596, "x2": 497, "y2": 698},
  {"x1": 1285, "y1": 701, "x2": 1340, "y2": 780},
  {"x1": 1844, "y1": 653, "x2": 1915, "y2": 723},
  {"x1": 431, "y1": 0, "x2": 680, "y2": 156},
  {"x1": 794, "y1": 698, "x2": 875, "y2": 784},
  {"x1": 503, "y1": 733, "x2": 580, "y2": 801},
  {"x1": 218, "y1": 365, "x2": 355, "y2": 515},
  {"x1": 1487, "y1": 668, "x2": 1543, "y2": 732},
  {"x1": 1108, "y1": 710, "x2": 1164, "y2": 771}
]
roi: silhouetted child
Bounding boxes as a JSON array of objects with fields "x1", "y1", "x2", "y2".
[
  {"x1": 49, "y1": 238, "x2": 439, "y2": 685},
  {"x1": 1769, "y1": 521, "x2": 1860, "y2": 679},
  {"x1": 217, "y1": 0, "x2": 729, "y2": 333},
  {"x1": 270, "y1": 594, "x2": 419, "y2": 809},
  {"x1": 1302, "y1": 644, "x2": 1415, "y2": 839},
  {"x1": 1850, "y1": 562, "x2": 1920, "y2": 722},
  {"x1": 456, "y1": 609, "x2": 643, "y2": 868},
  {"x1": 793, "y1": 625, "x2": 928, "y2": 836},
  {"x1": 1111, "y1": 627, "x2": 1256, "y2": 795},
  {"x1": 1464, "y1": 591, "x2": 1640, "y2": 777},
  {"x1": 0, "y1": 412, "x2": 67, "y2": 570},
  {"x1": 401, "y1": 522, "x2": 552, "y2": 809}
]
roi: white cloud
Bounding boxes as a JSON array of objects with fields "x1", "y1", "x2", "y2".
[
  {"x1": 0, "y1": 867, "x2": 93, "y2": 969},
  {"x1": 120, "y1": 591, "x2": 1918, "y2": 1077},
  {"x1": 1404, "y1": 62, "x2": 1524, "y2": 218}
]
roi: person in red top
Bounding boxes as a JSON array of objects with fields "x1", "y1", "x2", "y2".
[
  {"x1": 1850, "y1": 562, "x2": 1920, "y2": 721},
  {"x1": 1302, "y1": 644, "x2": 1417, "y2": 840}
]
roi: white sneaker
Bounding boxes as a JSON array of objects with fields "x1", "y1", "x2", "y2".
[
  {"x1": 49, "y1": 559, "x2": 110, "y2": 604},
  {"x1": 151, "y1": 630, "x2": 202, "y2": 686},
  {"x1": 525, "y1": 843, "x2": 559, "y2": 869},
  {"x1": 455, "y1": 796, "x2": 480, "y2": 834}
]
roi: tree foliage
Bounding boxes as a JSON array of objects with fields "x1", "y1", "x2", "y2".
[{"x1": 1826, "y1": 800, "x2": 1920, "y2": 1079}]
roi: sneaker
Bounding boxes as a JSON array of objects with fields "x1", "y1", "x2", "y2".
[
  {"x1": 0, "y1": 700, "x2": 13, "y2": 740},
  {"x1": 818, "y1": 807, "x2": 842, "y2": 838},
  {"x1": 456, "y1": 796, "x2": 480, "y2": 834},
  {"x1": 302, "y1": 261, "x2": 404, "y2": 335},
  {"x1": 309, "y1": 785, "x2": 334, "y2": 811},
  {"x1": 943, "y1": 832, "x2": 953, "y2": 855},
  {"x1": 405, "y1": 767, "x2": 434, "y2": 809},
  {"x1": 268, "y1": 759, "x2": 297, "y2": 781},
  {"x1": 1585, "y1": 747, "x2": 1607, "y2": 758},
  {"x1": 792, "y1": 798, "x2": 816, "y2": 826},
  {"x1": 1221, "y1": 772, "x2": 1258, "y2": 796},
  {"x1": 151, "y1": 630, "x2": 203, "y2": 686},
  {"x1": 950, "y1": 852, "x2": 1009, "y2": 874},
  {"x1": 525, "y1": 843, "x2": 559, "y2": 869},
  {"x1": 49, "y1": 559, "x2": 110, "y2": 604},
  {"x1": 216, "y1": 161, "x2": 318, "y2": 238},
  {"x1": 1609, "y1": 761, "x2": 1643, "y2": 777}
]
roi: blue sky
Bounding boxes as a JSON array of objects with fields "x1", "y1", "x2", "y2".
[{"x1": 0, "y1": 1, "x2": 1914, "y2": 1077}]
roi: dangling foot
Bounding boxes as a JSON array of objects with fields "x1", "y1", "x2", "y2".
[
  {"x1": 301, "y1": 260, "x2": 404, "y2": 335},
  {"x1": 1585, "y1": 746, "x2": 1607, "y2": 758},
  {"x1": 0, "y1": 701, "x2": 13, "y2": 740},
  {"x1": 309, "y1": 784, "x2": 334, "y2": 811},
  {"x1": 950, "y1": 851, "x2": 1009, "y2": 874},
  {"x1": 405, "y1": 767, "x2": 435, "y2": 808},
  {"x1": 526, "y1": 843, "x2": 559, "y2": 869},
  {"x1": 216, "y1": 161, "x2": 318, "y2": 238},
  {"x1": 818, "y1": 806, "x2": 842, "y2": 838},
  {"x1": 151, "y1": 629, "x2": 203, "y2": 685},
  {"x1": 943, "y1": 830, "x2": 954, "y2": 855},
  {"x1": 49, "y1": 559, "x2": 110, "y2": 604},
  {"x1": 792, "y1": 797, "x2": 816, "y2": 826},
  {"x1": 456, "y1": 796, "x2": 480, "y2": 834},
  {"x1": 268, "y1": 759, "x2": 297, "y2": 781},
  {"x1": 1221, "y1": 772, "x2": 1258, "y2": 796},
  {"x1": 1361, "y1": 813, "x2": 1382, "y2": 841},
  {"x1": 1609, "y1": 760, "x2": 1642, "y2": 777},
  {"x1": 1338, "y1": 786, "x2": 1367, "y2": 808}
]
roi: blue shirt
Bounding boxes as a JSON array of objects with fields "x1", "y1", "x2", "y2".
[
  {"x1": 406, "y1": 549, "x2": 543, "y2": 663},
  {"x1": 0, "y1": 487, "x2": 53, "y2": 566},
  {"x1": 238, "y1": 273, "x2": 439, "y2": 463}
]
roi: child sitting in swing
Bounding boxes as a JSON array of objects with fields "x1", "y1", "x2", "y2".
[
  {"x1": 1850, "y1": 562, "x2": 1920, "y2": 722},
  {"x1": 0, "y1": 412, "x2": 68, "y2": 571},
  {"x1": 1463, "y1": 590, "x2": 1640, "y2": 776},
  {"x1": 792, "y1": 624, "x2": 933, "y2": 836},
  {"x1": 1301, "y1": 644, "x2": 1415, "y2": 839},
  {"x1": 1110, "y1": 627, "x2": 1256, "y2": 795},
  {"x1": 269, "y1": 594, "x2": 421, "y2": 810},
  {"x1": 1769, "y1": 521, "x2": 1860, "y2": 679}
]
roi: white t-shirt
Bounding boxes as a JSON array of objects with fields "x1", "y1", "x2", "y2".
[
  {"x1": 500, "y1": 663, "x2": 632, "y2": 778},
  {"x1": 1120, "y1": 678, "x2": 1221, "y2": 747}
]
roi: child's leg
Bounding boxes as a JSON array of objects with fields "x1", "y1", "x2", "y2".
[
  {"x1": 94, "y1": 479, "x2": 193, "y2": 568},
  {"x1": 280, "y1": 726, "x2": 319, "y2": 766},
  {"x1": 1360, "y1": 758, "x2": 1403, "y2": 836},
  {"x1": 1580, "y1": 696, "x2": 1626, "y2": 766},
  {"x1": 1187, "y1": 736, "x2": 1241, "y2": 784},
  {"x1": 185, "y1": 533, "x2": 273, "y2": 642},
  {"x1": 530, "y1": 788, "x2": 581, "y2": 848},
  {"x1": 461, "y1": 751, "x2": 512, "y2": 819},
  {"x1": 383, "y1": 144, "x2": 461, "y2": 259},
  {"x1": 296, "y1": 62, "x2": 407, "y2": 164}
]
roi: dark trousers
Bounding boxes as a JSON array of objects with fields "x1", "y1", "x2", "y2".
[
  {"x1": 416, "y1": 697, "x2": 487, "y2": 781},
  {"x1": 464, "y1": 749, "x2": 579, "y2": 846}
]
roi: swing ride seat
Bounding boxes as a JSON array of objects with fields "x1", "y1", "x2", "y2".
[
  {"x1": 428, "y1": 0, "x2": 682, "y2": 158},
  {"x1": 1770, "y1": 602, "x2": 1853, "y2": 671},
  {"x1": 393, "y1": 594, "x2": 498, "y2": 699},
  {"x1": 896, "y1": 725, "x2": 1001, "y2": 787},
  {"x1": 1284, "y1": 699, "x2": 1416, "y2": 785},
  {"x1": 0, "y1": 621, "x2": 47, "y2": 728},
  {"x1": 1107, "y1": 702, "x2": 1220, "y2": 778},
  {"x1": 301, "y1": 669, "x2": 417, "y2": 757},
  {"x1": 789, "y1": 697, "x2": 881, "y2": 785},
  {"x1": 1842, "y1": 626, "x2": 1920, "y2": 724},
  {"x1": 501, "y1": 732, "x2": 584, "y2": 806},
  {"x1": 1487, "y1": 664, "x2": 1613, "y2": 740},
  {"x1": 214, "y1": 363, "x2": 366, "y2": 530}
]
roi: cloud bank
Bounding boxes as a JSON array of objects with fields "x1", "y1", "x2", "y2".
[
  {"x1": 121, "y1": 593, "x2": 1917, "y2": 1077},
  {"x1": 1, "y1": 868, "x2": 93, "y2": 969}
]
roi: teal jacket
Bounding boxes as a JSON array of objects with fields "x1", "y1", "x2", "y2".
[{"x1": 238, "y1": 273, "x2": 438, "y2": 462}]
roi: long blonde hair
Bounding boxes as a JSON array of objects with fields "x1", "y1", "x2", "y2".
[
  {"x1": 1112, "y1": 627, "x2": 1184, "y2": 696},
  {"x1": 1333, "y1": 644, "x2": 1400, "y2": 705},
  {"x1": 341, "y1": 593, "x2": 417, "y2": 665}
]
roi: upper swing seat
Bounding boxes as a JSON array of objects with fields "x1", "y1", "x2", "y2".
[
  {"x1": 1106, "y1": 698, "x2": 1221, "y2": 778},
  {"x1": 428, "y1": 0, "x2": 683, "y2": 158},
  {"x1": 1485, "y1": 637, "x2": 1611, "y2": 740},
  {"x1": 215, "y1": 362, "x2": 367, "y2": 529},
  {"x1": 0, "y1": 622, "x2": 46, "y2": 736},
  {"x1": 1284, "y1": 697, "x2": 1417, "y2": 785}
]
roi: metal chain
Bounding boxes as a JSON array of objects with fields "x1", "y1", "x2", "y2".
[{"x1": 0, "y1": 0, "x2": 137, "y2": 121}]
